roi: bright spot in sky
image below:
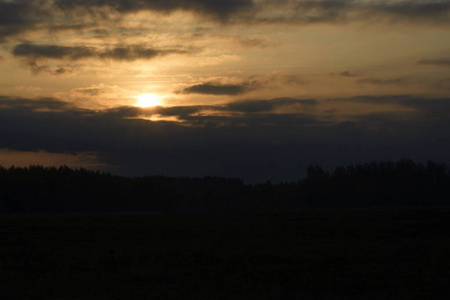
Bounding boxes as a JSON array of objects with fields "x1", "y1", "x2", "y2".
[{"x1": 136, "y1": 94, "x2": 160, "y2": 107}]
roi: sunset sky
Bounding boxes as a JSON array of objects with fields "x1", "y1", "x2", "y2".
[{"x1": 1, "y1": 0, "x2": 449, "y2": 182}]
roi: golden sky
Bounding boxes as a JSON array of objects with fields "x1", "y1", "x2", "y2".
[{"x1": 0, "y1": 0, "x2": 449, "y2": 181}]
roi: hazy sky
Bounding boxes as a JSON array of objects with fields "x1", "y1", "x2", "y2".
[{"x1": 1, "y1": 0, "x2": 449, "y2": 182}]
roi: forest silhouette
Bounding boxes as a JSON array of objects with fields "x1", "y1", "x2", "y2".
[{"x1": 1, "y1": 159, "x2": 449, "y2": 213}]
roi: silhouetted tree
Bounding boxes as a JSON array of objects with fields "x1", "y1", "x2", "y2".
[{"x1": 0, "y1": 160, "x2": 449, "y2": 214}]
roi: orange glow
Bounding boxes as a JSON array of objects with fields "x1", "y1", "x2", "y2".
[{"x1": 135, "y1": 94, "x2": 160, "y2": 108}]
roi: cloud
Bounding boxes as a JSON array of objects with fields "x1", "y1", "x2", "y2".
[
  {"x1": 0, "y1": 0, "x2": 252, "y2": 41},
  {"x1": 0, "y1": 1, "x2": 40, "y2": 41},
  {"x1": 433, "y1": 78, "x2": 450, "y2": 92},
  {"x1": 0, "y1": 96, "x2": 72, "y2": 111},
  {"x1": 128, "y1": 98, "x2": 319, "y2": 125},
  {"x1": 53, "y1": 0, "x2": 254, "y2": 20},
  {"x1": 2, "y1": 0, "x2": 448, "y2": 43},
  {"x1": 418, "y1": 58, "x2": 450, "y2": 67},
  {"x1": 178, "y1": 80, "x2": 260, "y2": 95},
  {"x1": 0, "y1": 95, "x2": 325, "y2": 181},
  {"x1": 277, "y1": 74, "x2": 309, "y2": 85},
  {"x1": 0, "y1": 148, "x2": 104, "y2": 169},
  {"x1": 232, "y1": 35, "x2": 275, "y2": 48},
  {"x1": 72, "y1": 84, "x2": 122, "y2": 96},
  {"x1": 0, "y1": 0, "x2": 254, "y2": 40},
  {"x1": 338, "y1": 70, "x2": 359, "y2": 78},
  {"x1": 11, "y1": 43, "x2": 191, "y2": 74},
  {"x1": 224, "y1": 98, "x2": 317, "y2": 114},
  {"x1": 1, "y1": 0, "x2": 447, "y2": 44},
  {"x1": 375, "y1": 1, "x2": 450, "y2": 23},
  {"x1": 19, "y1": 62, "x2": 82, "y2": 75},
  {"x1": 341, "y1": 95, "x2": 450, "y2": 118},
  {"x1": 1, "y1": 94, "x2": 450, "y2": 182},
  {"x1": 12, "y1": 43, "x2": 188, "y2": 62},
  {"x1": 177, "y1": 73, "x2": 307, "y2": 96},
  {"x1": 192, "y1": 33, "x2": 276, "y2": 49},
  {"x1": 356, "y1": 77, "x2": 410, "y2": 86},
  {"x1": 13, "y1": 43, "x2": 95, "y2": 60},
  {"x1": 65, "y1": 84, "x2": 136, "y2": 109},
  {"x1": 98, "y1": 45, "x2": 188, "y2": 61},
  {"x1": 251, "y1": 0, "x2": 450, "y2": 25},
  {"x1": 99, "y1": 98, "x2": 318, "y2": 122}
]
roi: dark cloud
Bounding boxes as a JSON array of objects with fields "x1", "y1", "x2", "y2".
[
  {"x1": 376, "y1": 1, "x2": 450, "y2": 23},
  {"x1": 418, "y1": 58, "x2": 450, "y2": 67},
  {"x1": 356, "y1": 77, "x2": 410, "y2": 86},
  {"x1": 12, "y1": 43, "x2": 187, "y2": 62},
  {"x1": 338, "y1": 70, "x2": 359, "y2": 77},
  {"x1": 97, "y1": 45, "x2": 184, "y2": 61},
  {"x1": 342, "y1": 95, "x2": 450, "y2": 118},
  {"x1": 11, "y1": 43, "x2": 189, "y2": 73},
  {"x1": 0, "y1": 1, "x2": 40, "y2": 41},
  {"x1": 224, "y1": 98, "x2": 317, "y2": 114},
  {"x1": 279, "y1": 74, "x2": 309, "y2": 85},
  {"x1": 53, "y1": 67, "x2": 68, "y2": 74},
  {"x1": 101, "y1": 98, "x2": 317, "y2": 121},
  {"x1": 2, "y1": 94, "x2": 450, "y2": 182},
  {"x1": 54, "y1": 0, "x2": 254, "y2": 20},
  {"x1": 150, "y1": 105, "x2": 205, "y2": 119},
  {"x1": 252, "y1": 0, "x2": 450, "y2": 25},
  {"x1": 131, "y1": 98, "x2": 318, "y2": 125},
  {"x1": 433, "y1": 78, "x2": 450, "y2": 92},
  {"x1": 0, "y1": 1, "x2": 95, "y2": 41},
  {"x1": 1, "y1": 0, "x2": 448, "y2": 43},
  {"x1": 233, "y1": 35, "x2": 274, "y2": 48},
  {"x1": 0, "y1": 0, "x2": 254, "y2": 41},
  {"x1": 0, "y1": 0, "x2": 253, "y2": 41},
  {"x1": 178, "y1": 81, "x2": 260, "y2": 95},
  {"x1": 192, "y1": 33, "x2": 275, "y2": 49},
  {"x1": 0, "y1": 95, "x2": 324, "y2": 181},
  {"x1": 179, "y1": 74, "x2": 309, "y2": 97},
  {"x1": 388, "y1": 96, "x2": 450, "y2": 119},
  {"x1": 73, "y1": 85, "x2": 115, "y2": 96},
  {"x1": 13, "y1": 43, "x2": 95, "y2": 60},
  {"x1": 0, "y1": 96, "x2": 72, "y2": 111},
  {"x1": 26, "y1": 63, "x2": 80, "y2": 75}
]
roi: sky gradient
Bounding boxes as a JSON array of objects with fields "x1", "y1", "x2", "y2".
[{"x1": 1, "y1": 0, "x2": 449, "y2": 182}]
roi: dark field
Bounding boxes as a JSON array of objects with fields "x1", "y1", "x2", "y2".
[{"x1": 1, "y1": 210, "x2": 450, "y2": 299}]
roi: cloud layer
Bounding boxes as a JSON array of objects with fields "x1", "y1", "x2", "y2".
[
  {"x1": 178, "y1": 80, "x2": 261, "y2": 95},
  {"x1": 1, "y1": 0, "x2": 449, "y2": 41},
  {"x1": 0, "y1": 1, "x2": 448, "y2": 182},
  {"x1": 13, "y1": 43, "x2": 188, "y2": 61},
  {"x1": 54, "y1": 0, "x2": 254, "y2": 19},
  {"x1": 1, "y1": 95, "x2": 449, "y2": 182},
  {"x1": 418, "y1": 58, "x2": 450, "y2": 67}
]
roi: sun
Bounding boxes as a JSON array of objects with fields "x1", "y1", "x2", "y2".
[{"x1": 135, "y1": 94, "x2": 160, "y2": 108}]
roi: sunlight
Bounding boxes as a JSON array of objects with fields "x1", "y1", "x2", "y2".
[{"x1": 135, "y1": 94, "x2": 160, "y2": 108}]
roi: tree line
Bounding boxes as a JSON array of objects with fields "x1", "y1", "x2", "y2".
[{"x1": 1, "y1": 160, "x2": 449, "y2": 213}]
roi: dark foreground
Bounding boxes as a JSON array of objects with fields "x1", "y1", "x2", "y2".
[{"x1": 1, "y1": 210, "x2": 450, "y2": 299}]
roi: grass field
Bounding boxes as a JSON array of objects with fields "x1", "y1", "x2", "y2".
[{"x1": 1, "y1": 210, "x2": 450, "y2": 299}]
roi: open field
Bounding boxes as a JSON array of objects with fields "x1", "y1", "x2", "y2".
[{"x1": 1, "y1": 210, "x2": 450, "y2": 299}]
